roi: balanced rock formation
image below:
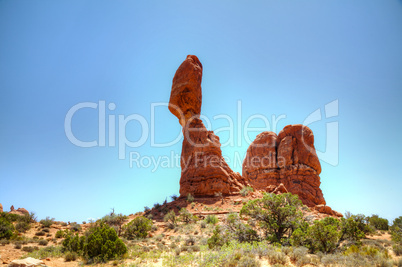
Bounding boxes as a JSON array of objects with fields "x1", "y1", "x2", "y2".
[
  {"x1": 169, "y1": 55, "x2": 247, "y2": 196},
  {"x1": 9, "y1": 206, "x2": 29, "y2": 216},
  {"x1": 243, "y1": 124, "x2": 326, "y2": 207}
]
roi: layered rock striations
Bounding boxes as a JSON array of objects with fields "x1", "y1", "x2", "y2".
[
  {"x1": 168, "y1": 55, "x2": 340, "y2": 216},
  {"x1": 169, "y1": 55, "x2": 247, "y2": 196},
  {"x1": 243, "y1": 125, "x2": 325, "y2": 207}
]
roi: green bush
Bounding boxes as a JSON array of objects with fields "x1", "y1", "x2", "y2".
[
  {"x1": 179, "y1": 208, "x2": 197, "y2": 224},
  {"x1": 122, "y1": 216, "x2": 153, "y2": 239},
  {"x1": 64, "y1": 251, "x2": 78, "y2": 262},
  {"x1": 16, "y1": 221, "x2": 31, "y2": 233},
  {"x1": 391, "y1": 216, "x2": 402, "y2": 244},
  {"x1": 240, "y1": 186, "x2": 254, "y2": 197},
  {"x1": 187, "y1": 193, "x2": 194, "y2": 203},
  {"x1": 170, "y1": 194, "x2": 178, "y2": 201},
  {"x1": 69, "y1": 222, "x2": 81, "y2": 232},
  {"x1": 308, "y1": 217, "x2": 340, "y2": 253},
  {"x1": 224, "y1": 213, "x2": 259, "y2": 243},
  {"x1": 40, "y1": 217, "x2": 54, "y2": 228},
  {"x1": 205, "y1": 215, "x2": 218, "y2": 225},
  {"x1": 101, "y1": 213, "x2": 127, "y2": 236},
  {"x1": 240, "y1": 192, "x2": 303, "y2": 244},
  {"x1": 38, "y1": 239, "x2": 48, "y2": 246},
  {"x1": 368, "y1": 215, "x2": 389, "y2": 231},
  {"x1": 0, "y1": 217, "x2": 15, "y2": 239},
  {"x1": 163, "y1": 210, "x2": 177, "y2": 228},
  {"x1": 63, "y1": 222, "x2": 127, "y2": 262},
  {"x1": 55, "y1": 230, "x2": 65, "y2": 238},
  {"x1": 393, "y1": 244, "x2": 402, "y2": 256},
  {"x1": 207, "y1": 225, "x2": 228, "y2": 249}
]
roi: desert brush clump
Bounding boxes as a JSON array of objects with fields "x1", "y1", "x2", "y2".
[
  {"x1": 62, "y1": 222, "x2": 127, "y2": 262},
  {"x1": 240, "y1": 192, "x2": 303, "y2": 244},
  {"x1": 0, "y1": 217, "x2": 15, "y2": 239},
  {"x1": 39, "y1": 216, "x2": 55, "y2": 228},
  {"x1": 240, "y1": 186, "x2": 254, "y2": 197},
  {"x1": 123, "y1": 216, "x2": 153, "y2": 239},
  {"x1": 164, "y1": 210, "x2": 178, "y2": 229},
  {"x1": 179, "y1": 208, "x2": 197, "y2": 224}
]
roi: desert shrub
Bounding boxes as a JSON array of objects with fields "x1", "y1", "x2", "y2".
[
  {"x1": 240, "y1": 186, "x2": 254, "y2": 197},
  {"x1": 339, "y1": 216, "x2": 366, "y2": 243},
  {"x1": 0, "y1": 217, "x2": 15, "y2": 239},
  {"x1": 179, "y1": 208, "x2": 196, "y2": 224},
  {"x1": 207, "y1": 225, "x2": 229, "y2": 249},
  {"x1": 0, "y1": 239, "x2": 10, "y2": 245},
  {"x1": 101, "y1": 213, "x2": 127, "y2": 236},
  {"x1": 0, "y1": 212, "x2": 20, "y2": 222},
  {"x1": 69, "y1": 222, "x2": 81, "y2": 232},
  {"x1": 368, "y1": 215, "x2": 389, "y2": 231},
  {"x1": 395, "y1": 258, "x2": 402, "y2": 267},
  {"x1": 224, "y1": 213, "x2": 259, "y2": 243},
  {"x1": 63, "y1": 222, "x2": 127, "y2": 262},
  {"x1": 22, "y1": 246, "x2": 35, "y2": 252},
  {"x1": 308, "y1": 217, "x2": 340, "y2": 253},
  {"x1": 205, "y1": 215, "x2": 218, "y2": 225},
  {"x1": 35, "y1": 231, "x2": 46, "y2": 236},
  {"x1": 185, "y1": 235, "x2": 196, "y2": 246},
  {"x1": 240, "y1": 192, "x2": 303, "y2": 244},
  {"x1": 391, "y1": 216, "x2": 402, "y2": 244},
  {"x1": 200, "y1": 221, "x2": 206, "y2": 228},
  {"x1": 144, "y1": 206, "x2": 150, "y2": 212},
  {"x1": 123, "y1": 216, "x2": 152, "y2": 239},
  {"x1": 14, "y1": 241, "x2": 22, "y2": 249},
  {"x1": 64, "y1": 251, "x2": 78, "y2": 262},
  {"x1": 393, "y1": 244, "x2": 402, "y2": 256},
  {"x1": 170, "y1": 194, "x2": 178, "y2": 201},
  {"x1": 187, "y1": 193, "x2": 194, "y2": 203},
  {"x1": 61, "y1": 222, "x2": 68, "y2": 226},
  {"x1": 42, "y1": 228, "x2": 50, "y2": 233},
  {"x1": 55, "y1": 230, "x2": 64, "y2": 238},
  {"x1": 237, "y1": 255, "x2": 261, "y2": 267},
  {"x1": 16, "y1": 221, "x2": 31, "y2": 233},
  {"x1": 40, "y1": 217, "x2": 54, "y2": 228},
  {"x1": 289, "y1": 246, "x2": 308, "y2": 262},
  {"x1": 163, "y1": 210, "x2": 177, "y2": 228},
  {"x1": 38, "y1": 239, "x2": 48, "y2": 246},
  {"x1": 267, "y1": 251, "x2": 287, "y2": 265},
  {"x1": 153, "y1": 202, "x2": 161, "y2": 209}
]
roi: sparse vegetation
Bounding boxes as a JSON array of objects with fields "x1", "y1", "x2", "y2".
[
  {"x1": 164, "y1": 210, "x2": 178, "y2": 228},
  {"x1": 187, "y1": 193, "x2": 194, "y2": 203},
  {"x1": 179, "y1": 208, "x2": 197, "y2": 224},
  {"x1": 205, "y1": 215, "x2": 218, "y2": 225},
  {"x1": 240, "y1": 186, "x2": 254, "y2": 197},
  {"x1": 40, "y1": 217, "x2": 55, "y2": 228}
]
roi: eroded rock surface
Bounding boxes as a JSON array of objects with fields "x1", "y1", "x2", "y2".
[
  {"x1": 243, "y1": 125, "x2": 326, "y2": 207},
  {"x1": 169, "y1": 55, "x2": 247, "y2": 196}
]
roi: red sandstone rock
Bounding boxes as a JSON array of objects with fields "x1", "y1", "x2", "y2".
[
  {"x1": 243, "y1": 125, "x2": 326, "y2": 207},
  {"x1": 277, "y1": 124, "x2": 321, "y2": 174},
  {"x1": 0, "y1": 203, "x2": 3, "y2": 213},
  {"x1": 169, "y1": 55, "x2": 203, "y2": 126},
  {"x1": 169, "y1": 55, "x2": 247, "y2": 196},
  {"x1": 9, "y1": 207, "x2": 29, "y2": 216},
  {"x1": 314, "y1": 205, "x2": 343, "y2": 217}
]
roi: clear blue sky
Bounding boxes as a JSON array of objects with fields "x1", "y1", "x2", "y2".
[{"x1": 1, "y1": 0, "x2": 401, "y2": 223}]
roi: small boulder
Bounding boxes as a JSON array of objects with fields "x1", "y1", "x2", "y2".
[{"x1": 7, "y1": 257, "x2": 48, "y2": 267}]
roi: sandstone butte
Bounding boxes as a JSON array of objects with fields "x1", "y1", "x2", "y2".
[{"x1": 169, "y1": 55, "x2": 341, "y2": 217}]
